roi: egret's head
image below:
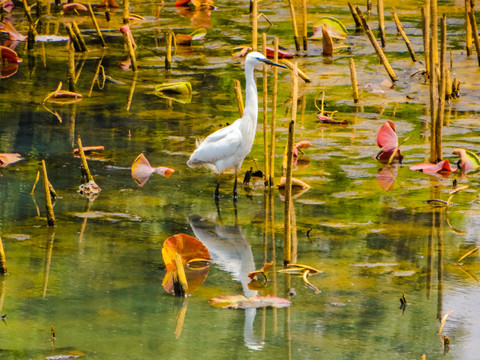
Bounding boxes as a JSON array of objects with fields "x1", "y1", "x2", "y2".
[{"x1": 245, "y1": 51, "x2": 287, "y2": 68}]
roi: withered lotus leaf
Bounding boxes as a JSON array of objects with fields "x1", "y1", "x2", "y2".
[
  {"x1": 175, "y1": 0, "x2": 191, "y2": 5},
  {"x1": 131, "y1": 153, "x2": 175, "y2": 186},
  {"x1": 293, "y1": 140, "x2": 311, "y2": 158},
  {"x1": 0, "y1": 153, "x2": 22, "y2": 167},
  {"x1": 0, "y1": 46, "x2": 21, "y2": 63},
  {"x1": 311, "y1": 16, "x2": 348, "y2": 39},
  {"x1": 43, "y1": 82, "x2": 82, "y2": 104},
  {"x1": 409, "y1": 159, "x2": 457, "y2": 174},
  {"x1": 190, "y1": 28, "x2": 206, "y2": 41},
  {"x1": 1, "y1": 20, "x2": 27, "y2": 41},
  {"x1": 162, "y1": 234, "x2": 210, "y2": 295},
  {"x1": 73, "y1": 146, "x2": 105, "y2": 154},
  {"x1": 209, "y1": 294, "x2": 291, "y2": 309},
  {"x1": 175, "y1": 33, "x2": 193, "y2": 45},
  {"x1": 155, "y1": 82, "x2": 192, "y2": 95},
  {"x1": 97, "y1": 0, "x2": 119, "y2": 8},
  {"x1": 63, "y1": 3, "x2": 88, "y2": 13}
]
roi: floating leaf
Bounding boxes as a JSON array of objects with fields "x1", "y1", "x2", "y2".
[
  {"x1": 190, "y1": 28, "x2": 206, "y2": 41},
  {"x1": 456, "y1": 247, "x2": 479, "y2": 265},
  {"x1": 0, "y1": 153, "x2": 22, "y2": 167},
  {"x1": 278, "y1": 177, "x2": 311, "y2": 189},
  {"x1": 209, "y1": 294, "x2": 290, "y2": 309},
  {"x1": 73, "y1": 146, "x2": 105, "y2": 154},
  {"x1": 376, "y1": 121, "x2": 402, "y2": 162},
  {"x1": 63, "y1": 3, "x2": 88, "y2": 13},
  {"x1": 162, "y1": 234, "x2": 210, "y2": 296},
  {"x1": 409, "y1": 159, "x2": 457, "y2": 174},
  {"x1": 43, "y1": 82, "x2": 82, "y2": 104},
  {"x1": 131, "y1": 153, "x2": 175, "y2": 187},
  {"x1": 453, "y1": 148, "x2": 480, "y2": 173},
  {"x1": 311, "y1": 16, "x2": 348, "y2": 39}
]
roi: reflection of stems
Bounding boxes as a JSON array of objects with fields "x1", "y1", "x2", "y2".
[
  {"x1": 0, "y1": 277, "x2": 5, "y2": 311},
  {"x1": 88, "y1": 3, "x2": 106, "y2": 47},
  {"x1": 88, "y1": 55, "x2": 105, "y2": 96},
  {"x1": 41, "y1": 160, "x2": 55, "y2": 226},
  {"x1": 43, "y1": 228, "x2": 55, "y2": 298},
  {"x1": 437, "y1": 202, "x2": 444, "y2": 321},
  {"x1": 126, "y1": 71, "x2": 137, "y2": 112},
  {"x1": 174, "y1": 298, "x2": 188, "y2": 339},
  {"x1": 0, "y1": 238, "x2": 7, "y2": 275},
  {"x1": 78, "y1": 199, "x2": 93, "y2": 244}
]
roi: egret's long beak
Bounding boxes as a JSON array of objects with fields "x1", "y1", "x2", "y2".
[{"x1": 259, "y1": 58, "x2": 288, "y2": 68}]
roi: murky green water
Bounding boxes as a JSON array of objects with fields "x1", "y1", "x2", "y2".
[{"x1": 1, "y1": 0, "x2": 480, "y2": 359}]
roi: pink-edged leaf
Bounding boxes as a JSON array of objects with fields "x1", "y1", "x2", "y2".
[
  {"x1": 209, "y1": 294, "x2": 291, "y2": 309},
  {"x1": 1, "y1": 20, "x2": 27, "y2": 41},
  {"x1": 376, "y1": 121, "x2": 398, "y2": 151},
  {"x1": 153, "y1": 166, "x2": 175, "y2": 178},
  {"x1": 63, "y1": 3, "x2": 88, "y2": 13},
  {"x1": 0, "y1": 153, "x2": 22, "y2": 167},
  {"x1": 232, "y1": 46, "x2": 251, "y2": 57},
  {"x1": 453, "y1": 148, "x2": 480, "y2": 173},
  {"x1": 2, "y1": 0, "x2": 14, "y2": 12},
  {"x1": 119, "y1": 24, "x2": 137, "y2": 49},
  {"x1": 409, "y1": 159, "x2": 457, "y2": 173}
]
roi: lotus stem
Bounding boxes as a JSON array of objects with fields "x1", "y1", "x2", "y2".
[
  {"x1": 466, "y1": 0, "x2": 473, "y2": 55},
  {"x1": 31, "y1": 170, "x2": 40, "y2": 194},
  {"x1": 165, "y1": 29, "x2": 172, "y2": 70},
  {"x1": 348, "y1": 3, "x2": 362, "y2": 28},
  {"x1": 77, "y1": 135, "x2": 94, "y2": 183},
  {"x1": 88, "y1": 4, "x2": 106, "y2": 47},
  {"x1": 302, "y1": 0, "x2": 308, "y2": 51},
  {"x1": 287, "y1": 0, "x2": 300, "y2": 52},
  {"x1": 123, "y1": 0, "x2": 129, "y2": 25},
  {"x1": 422, "y1": 3, "x2": 431, "y2": 80},
  {"x1": 377, "y1": 0, "x2": 386, "y2": 48},
  {"x1": 358, "y1": 10, "x2": 397, "y2": 82},
  {"x1": 65, "y1": 23, "x2": 81, "y2": 52},
  {"x1": 68, "y1": 42, "x2": 75, "y2": 92},
  {"x1": 233, "y1": 79, "x2": 244, "y2": 117},
  {"x1": 468, "y1": 6, "x2": 480, "y2": 65},
  {"x1": 252, "y1": 0, "x2": 258, "y2": 51},
  {"x1": 0, "y1": 238, "x2": 7, "y2": 275},
  {"x1": 269, "y1": 37, "x2": 279, "y2": 187},
  {"x1": 392, "y1": 9, "x2": 417, "y2": 62},
  {"x1": 435, "y1": 15, "x2": 447, "y2": 162},
  {"x1": 41, "y1": 160, "x2": 55, "y2": 226},
  {"x1": 72, "y1": 22, "x2": 88, "y2": 52},
  {"x1": 349, "y1": 58, "x2": 359, "y2": 103},
  {"x1": 284, "y1": 63, "x2": 298, "y2": 266},
  {"x1": 431, "y1": 0, "x2": 438, "y2": 65},
  {"x1": 262, "y1": 33, "x2": 270, "y2": 187}
]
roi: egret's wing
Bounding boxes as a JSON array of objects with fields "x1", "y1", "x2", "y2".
[{"x1": 190, "y1": 125, "x2": 242, "y2": 164}]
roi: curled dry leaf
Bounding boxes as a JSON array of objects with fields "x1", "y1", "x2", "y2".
[
  {"x1": 131, "y1": 153, "x2": 175, "y2": 187},
  {"x1": 278, "y1": 177, "x2": 311, "y2": 189},
  {"x1": 0, "y1": 20, "x2": 27, "y2": 41},
  {"x1": 248, "y1": 261, "x2": 274, "y2": 280},
  {"x1": 453, "y1": 148, "x2": 480, "y2": 173},
  {"x1": 293, "y1": 140, "x2": 311, "y2": 158},
  {"x1": 376, "y1": 121, "x2": 402, "y2": 163},
  {"x1": 209, "y1": 294, "x2": 290, "y2": 309},
  {"x1": 63, "y1": 3, "x2": 88, "y2": 13},
  {"x1": 162, "y1": 234, "x2": 210, "y2": 295},
  {"x1": 155, "y1": 82, "x2": 192, "y2": 104},
  {"x1": 0, "y1": 153, "x2": 22, "y2": 167}
]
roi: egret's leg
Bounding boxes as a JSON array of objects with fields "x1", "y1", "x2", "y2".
[
  {"x1": 233, "y1": 171, "x2": 238, "y2": 198},
  {"x1": 215, "y1": 176, "x2": 220, "y2": 199}
]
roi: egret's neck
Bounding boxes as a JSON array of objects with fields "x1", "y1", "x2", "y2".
[{"x1": 243, "y1": 65, "x2": 257, "y2": 123}]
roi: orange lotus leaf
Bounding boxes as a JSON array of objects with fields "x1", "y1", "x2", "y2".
[
  {"x1": 162, "y1": 234, "x2": 210, "y2": 295},
  {"x1": 131, "y1": 153, "x2": 174, "y2": 187}
]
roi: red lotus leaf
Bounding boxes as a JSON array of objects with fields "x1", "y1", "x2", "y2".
[
  {"x1": 0, "y1": 153, "x2": 22, "y2": 167},
  {"x1": 175, "y1": 0, "x2": 191, "y2": 5},
  {"x1": 2, "y1": 0, "x2": 14, "y2": 12},
  {"x1": 162, "y1": 234, "x2": 210, "y2": 295},
  {"x1": 131, "y1": 153, "x2": 174, "y2": 186},
  {"x1": 63, "y1": 3, "x2": 88, "y2": 13},
  {"x1": 209, "y1": 294, "x2": 291, "y2": 309},
  {"x1": 453, "y1": 148, "x2": 480, "y2": 173},
  {"x1": 265, "y1": 47, "x2": 294, "y2": 59},
  {"x1": 409, "y1": 159, "x2": 457, "y2": 173}
]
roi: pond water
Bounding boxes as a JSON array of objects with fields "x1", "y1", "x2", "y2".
[{"x1": 1, "y1": 0, "x2": 480, "y2": 359}]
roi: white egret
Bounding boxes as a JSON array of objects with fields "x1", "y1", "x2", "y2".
[{"x1": 187, "y1": 51, "x2": 286, "y2": 198}]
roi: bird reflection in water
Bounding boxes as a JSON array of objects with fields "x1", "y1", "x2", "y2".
[{"x1": 188, "y1": 213, "x2": 263, "y2": 350}]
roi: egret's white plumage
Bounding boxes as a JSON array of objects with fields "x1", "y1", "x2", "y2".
[{"x1": 187, "y1": 51, "x2": 286, "y2": 197}]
